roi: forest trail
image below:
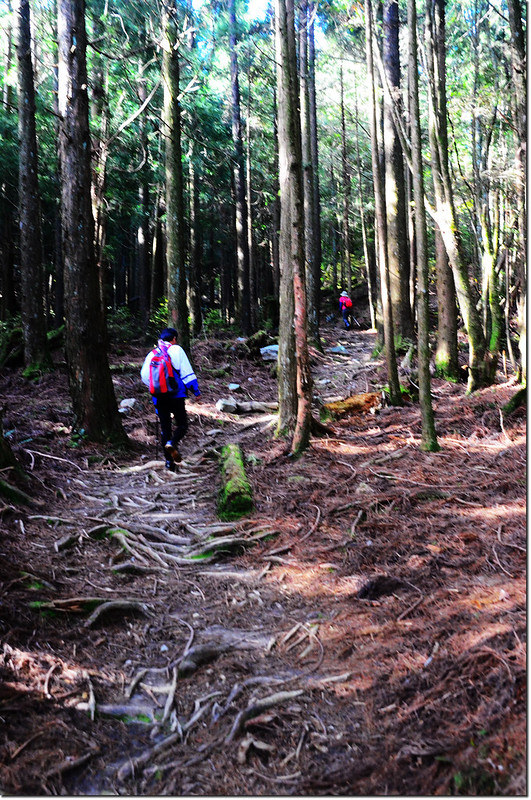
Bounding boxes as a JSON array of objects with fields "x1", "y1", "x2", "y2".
[{"x1": 0, "y1": 324, "x2": 526, "y2": 796}]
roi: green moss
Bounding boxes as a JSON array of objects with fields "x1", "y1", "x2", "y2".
[
  {"x1": 188, "y1": 551, "x2": 214, "y2": 560},
  {"x1": 218, "y1": 443, "x2": 254, "y2": 521}
]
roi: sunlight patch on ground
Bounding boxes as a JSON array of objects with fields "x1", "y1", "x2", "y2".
[
  {"x1": 447, "y1": 621, "x2": 516, "y2": 653},
  {"x1": 449, "y1": 499, "x2": 526, "y2": 527}
]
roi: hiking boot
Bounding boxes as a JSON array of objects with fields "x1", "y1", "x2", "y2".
[
  {"x1": 165, "y1": 459, "x2": 177, "y2": 472},
  {"x1": 164, "y1": 442, "x2": 182, "y2": 463}
]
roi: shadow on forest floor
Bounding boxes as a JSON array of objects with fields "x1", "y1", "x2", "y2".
[{"x1": 0, "y1": 321, "x2": 526, "y2": 796}]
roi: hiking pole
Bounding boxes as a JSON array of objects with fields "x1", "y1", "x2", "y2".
[
  {"x1": 155, "y1": 416, "x2": 160, "y2": 460},
  {"x1": 352, "y1": 315, "x2": 361, "y2": 328}
]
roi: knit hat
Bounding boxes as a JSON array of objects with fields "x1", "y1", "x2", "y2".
[{"x1": 340, "y1": 291, "x2": 349, "y2": 297}]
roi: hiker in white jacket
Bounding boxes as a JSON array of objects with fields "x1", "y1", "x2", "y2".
[{"x1": 141, "y1": 327, "x2": 201, "y2": 470}]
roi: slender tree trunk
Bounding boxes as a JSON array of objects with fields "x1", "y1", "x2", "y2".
[
  {"x1": 506, "y1": 0, "x2": 526, "y2": 287},
  {"x1": 339, "y1": 62, "x2": 351, "y2": 295},
  {"x1": 408, "y1": 0, "x2": 438, "y2": 451},
  {"x1": 365, "y1": 0, "x2": 401, "y2": 405},
  {"x1": 271, "y1": 86, "x2": 281, "y2": 301},
  {"x1": 136, "y1": 71, "x2": 151, "y2": 334},
  {"x1": 17, "y1": 0, "x2": 51, "y2": 370},
  {"x1": 162, "y1": 2, "x2": 189, "y2": 352},
  {"x1": 308, "y1": 2, "x2": 322, "y2": 332},
  {"x1": 245, "y1": 72, "x2": 257, "y2": 331},
  {"x1": 57, "y1": 0, "x2": 125, "y2": 443},
  {"x1": 506, "y1": 0, "x2": 526, "y2": 382},
  {"x1": 3, "y1": 0, "x2": 15, "y2": 110},
  {"x1": 383, "y1": 0, "x2": 413, "y2": 340},
  {"x1": 275, "y1": 0, "x2": 313, "y2": 454},
  {"x1": 228, "y1": 0, "x2": 251, "y2": 335},
  {"x1": 434, "y1": 226, "x2": 459, "y2": 378},
  {"x1": 479, "y1": 191, "x2": 503, "y2": 382},
  {"x1": 425, "y1": 0, "x2": 490, "y2": 392},
  {"x1": 89, "y1": 0, "x2": 110, "y2": 307},
  {"x1": 328, "y1": 159, "x2": 339, "y2": 295},
  {"x1": 188, "y1": 138, "x2": 202, "y2": 336},
  {"x1": 355, "y1": 92, "x2": 376, "y2": 329},
  {"x1": 299, "y1": 0, "x2": 319, "y2": 347}
]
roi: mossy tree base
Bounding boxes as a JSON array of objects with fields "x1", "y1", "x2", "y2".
[
  {"x1": 502, "y1": 386, "x2": 526, "y2": 416},
  {"x1": 218, "y1": 443, "x2": 254, "y2": 521}
]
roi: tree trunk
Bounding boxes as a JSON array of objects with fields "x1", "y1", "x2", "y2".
[
  {"x1": 308, "y1": 3, "x2": 322, "y2": 339},
  {"x1": 506, "y1": 0, "x2": 526, "y2": 382},
  {"x1": 339, "y1": 62, "x2": 351, "y2": 295},
  {"x1": 275, "y1": 0, "x2": 313, "y2": 454},
  {"x1": 506, "y1": 0, "x2": 526, "y2": 287},
  {"x1": 383, "y1": 0, "x2": 413, "y2": 340},
  {"x1": 434, "y1": 226, "x2": 459, "y2": 379},
  {"x1": 408, "y1": 0, "x2": 438, "y2": 451},
  {"x1": 89, "y1": 0, "x2": 110, "y2": 308},
  {"x1": 137, "y1": 73, "x2": 151, "y2": 335},
  {"x1": 16, "y1": 0, "x2": 51, "y2": 371},
  {"x1": 57, "y1": 0, "x2": 126, "y2": 443},
  {"x1": 188, "y1": 137, "x2": 202, "y2": 336},
  {"x1": 162, "y1": 2, "x2": 189, "y2": 352},
  {"x1": 245, "y1": 72, "x2": 257, "y2": 331},
  {"x1": 300, "y1": 0, "x2": 320, "y2": 347},
  {"x1": 3, "y1": 0, "x2": 15, "y2": 110},
  {"x1": 365, "y1": 0, "x2": 402, "y2": 406},
  {"x1": 355, "y1": 93, "x2": 376, "y2": 329},
  {"x1": 425, "y1": 0, "x2": 491, "y2": 392},
  {"x1": 228, "y1": 0, "x2": 251, "y2": 336}
]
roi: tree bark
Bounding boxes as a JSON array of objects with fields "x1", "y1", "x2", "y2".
[
  {"x1": 425, "y1": 0, "x2": 491, "y2": 392},
  {"x1": 339, "y1": 62, "x2": 351, "y2": 295},
  {"x1": 57, "y1": 0, "x2": 125, "y2": 443},
  {"x1": 506, "y1": 0, "x2": 526, "y2": 286},
  {"x1": 275, "y1": 0, "x2": 313, "y2": 454},
  {"x1": 137, "y1": 106, "x2": 151, "y2": 333},
  {"x1": 506, "y1": 0, "x2": 526, "y2": 382},
  {"x1": 354, "y1": 92, "x2": 376, "y2": 329},
  {"x1": 300, "y1": 0, "x2": 320, "y2": 347},
  {"x1": 365, "y1": 0, "x2": 402, "y2": 406},
  {"x1": 408, "y1": 0, "x2": 438, "y2": 451},
  {"x1": 228, "y1": 0, "x2": 251, "y2": 336},
  {"x1": 383, "y1": 0, "x2": 413, "y2": 340},
  {"x1": 16, "y1": 0, "x2": 51, "y2": 370},
  {"x1": 162, "y1": 1, "x2": 190, "y2": 352},
  {"x1": 308, "y1": 3, "x2": 322, "y2": 339},
  {"x1": 88, "y1": 0, "x2": 110, "y2": 309},
  {"x1": 434, "y1": 226, "x2": 459, "y2": 379},
  {"x1": 188, "y1": 138, "x2": 202, "y2": 337}
]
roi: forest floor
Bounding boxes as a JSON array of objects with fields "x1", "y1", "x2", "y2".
[{"x1": 0, "y1": 317, "x2": 526, "y2": 797}]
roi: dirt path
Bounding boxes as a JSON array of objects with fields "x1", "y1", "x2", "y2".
[{"x1": 0, "y1": 325, "x2": 526, "y2": 795}]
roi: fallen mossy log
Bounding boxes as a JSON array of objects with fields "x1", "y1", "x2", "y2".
[
  {"x1": 322, "y1": 391, "x2": 383, "y2": 419},
  {"x1": 218, "y1": 443, "x2": 254, "y2": 521}
]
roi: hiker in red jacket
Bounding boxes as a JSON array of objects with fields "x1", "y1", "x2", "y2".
[{"x1": 339, "y1": 291, "x2": 353, "y2": 329}]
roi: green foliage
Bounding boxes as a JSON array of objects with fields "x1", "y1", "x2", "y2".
[
  {"x1": 68, "y1": 430, "x2": 87, "y2": 448},
  {"x1": 149, "y1": 300, "x2": 170, "y2": 339},
  {"x1": 203, "y1": 309, "x2": 230, "y2": 334},
  {"x1": 107, "y1": 306, "x2": 140, "y2": 341}
]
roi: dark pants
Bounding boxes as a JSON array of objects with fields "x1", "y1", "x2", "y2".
[
  {"x1": 152, "y1": 395, "x2": 188, "y2": 448},
  {"x1": 341, "y1": 307, "x2": 351, "y2": 329}
]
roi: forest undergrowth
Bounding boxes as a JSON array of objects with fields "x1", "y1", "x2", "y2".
[{"x1": 0, "y1": 320, "x2": 526, "y2": 796}]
